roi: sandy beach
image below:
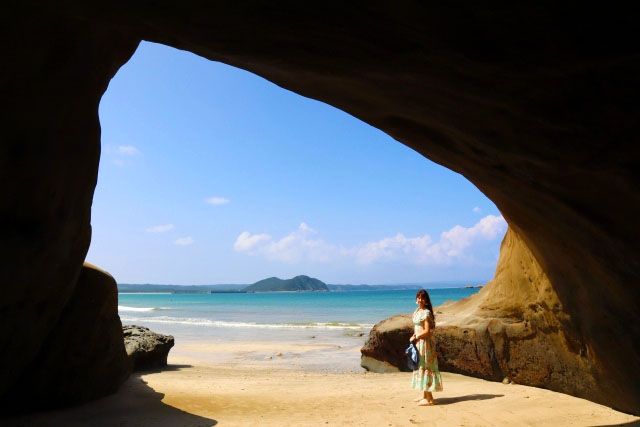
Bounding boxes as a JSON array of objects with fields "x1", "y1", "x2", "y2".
[{"x1": 6, "y1": 340, "x2": 638, "y2": 427}]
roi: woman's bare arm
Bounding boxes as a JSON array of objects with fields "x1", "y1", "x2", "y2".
[
  {"x1": 410, "y1": 314, "x2": 431, "y2": 342},
  {"x1": 416, "y1": 317, "x2": 431, "y2": 340}
]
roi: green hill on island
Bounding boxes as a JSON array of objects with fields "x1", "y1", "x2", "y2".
[{"x1": 243, "y1": 275, "x2": 329, "y2": 292}]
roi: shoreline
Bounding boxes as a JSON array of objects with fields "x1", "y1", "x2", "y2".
[{"x1": 6, "y1": 340, "x2": 639, "y2": 426}]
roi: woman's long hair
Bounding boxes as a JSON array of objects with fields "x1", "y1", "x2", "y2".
[{"x1": 416, "y1": 288, "x2": 435, "y2": 326}]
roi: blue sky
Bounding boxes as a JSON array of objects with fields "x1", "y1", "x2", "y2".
[{"x1": 86, "y1": 41, "x2": 506, "y2": 285}]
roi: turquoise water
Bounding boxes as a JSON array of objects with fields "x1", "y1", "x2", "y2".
[
  {"x1": 119, "y1": 288, "x2": 480, "y2": 371},
  {"x1": 119, "y1": 288, "x2": 479, "y2": 333}
]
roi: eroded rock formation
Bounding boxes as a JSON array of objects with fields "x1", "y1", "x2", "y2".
[
  {"x1": 3, "y1": 1, "x2": 638, "y2": 414},
  {"x1": 436, "y1": 228, "x2": 597, "y2": 395},
  {"x1": 363, "y1": 229, "x2": 601, "y2": 401}
]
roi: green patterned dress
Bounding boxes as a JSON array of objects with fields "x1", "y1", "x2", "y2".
[{"x1": 411, "y1": 308, "x2": 443, "y2": 392}]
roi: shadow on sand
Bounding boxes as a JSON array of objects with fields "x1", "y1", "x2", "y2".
[
  {"x1": 591, "y1": 421, "x2": 640, "y2": 427},
  {"x1": 435, "y1": 394, "x2": 504, "y2": 405},
  {"x1": 138, "y1": 363, "x2": 194, "y2": 373},
  {"x1": 4, "y1": 368, "x2": 217, "y2": 427}
]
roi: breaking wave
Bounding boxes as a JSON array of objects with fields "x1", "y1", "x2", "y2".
[
  {"x1": 118, "y1": 315, "x2": 372, "y2": 330},
  {"x1": 118, "y1": 305, "x2": 167, "y2": 312}
]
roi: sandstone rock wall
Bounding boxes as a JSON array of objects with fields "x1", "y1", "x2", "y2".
[
  {"x1": 362, "y1": 228, "x2": 599, "y2": 404},
  {"x1": 435, "y1": 228, "x2": 599, "y2": 398}
]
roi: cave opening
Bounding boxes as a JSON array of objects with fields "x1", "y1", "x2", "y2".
[
  {"x1": 88, "y1": 41, "x2": 506, "y2": 370},
  {"x1": 4, "y1": 4, "x2": 638, "y2": 417}
]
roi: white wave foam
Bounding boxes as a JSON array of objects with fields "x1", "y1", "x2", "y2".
[
  {"x1": 119, "y1": 315, "x2": 372, "y2": 330},
  {"x1": 118, "y1": 292, "x2": 172, "y2": 295},
  {"x1": 118, "y1": 305, "x2": 160, "y2": 312}
]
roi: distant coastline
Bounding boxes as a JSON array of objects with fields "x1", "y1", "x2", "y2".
[{"x1": 117, "y1": 279, "x2": 485, "y2": 294}]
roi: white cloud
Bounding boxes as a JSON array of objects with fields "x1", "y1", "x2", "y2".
[
  {"x1": 354, "y1": 233, "x2": 435, "y2": 264},
  {"x1": 263, "y1": 223, "x2": 333, "y2": 263},
  {"x1": 233, "y1": 216, "x2": 507, "y2": 267},
  {"x1": 355, "y1": 215, "x2": 507, "y2": 265},
  {"x1": 234, "y1": 231, "x2": 272, "y2": 252},
  {"x1": 116, "y1": 145, "x2": 140, "y2": 156},
  {"x1": 234, "y1": 223, "x2": 334, "y2": 263},
  {"x1": 104, "y1": 144, "x2": 140, "y2": 167},
  {"x1": 205, "y1": 196, "x2": 230, "y2": 206},
  {"x1": 298, "y1": 222, "x2": 315, "y2": 233},
  {"x1": 174, "y1": 236, "x2": 194, "y2": 246},
  {"x1": 472, "y1": 206, "x2": 482, "y2": 213},
  {"x1": 146, "y1": 224, "x2": 175, "y2": 233}
]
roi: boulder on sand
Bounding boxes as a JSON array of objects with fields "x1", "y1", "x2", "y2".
[
  {"x1": 5, "y1": 263, "x2": 131, "y2": 410},
  {"x1": 123, "y1": 325, "x2": 175, "y2": 370},
  {"x1": 360, "y1": 315, "x2": 413, "y2": 372}
]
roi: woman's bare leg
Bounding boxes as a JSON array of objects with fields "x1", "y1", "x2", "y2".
[{"x1": 426, "y1": 392, "x2": 434, "y2": 404}]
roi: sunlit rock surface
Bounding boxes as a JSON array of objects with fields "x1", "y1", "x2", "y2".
[
  {"x1": 436, "y1": 229, "x2": 598, "y2": 397},
  {"x1": 3, "y1": 2, "x2": 638, "y2": 413},
  {"x1": 361, "y1": 229, "x2": 598, "y2": 402}
]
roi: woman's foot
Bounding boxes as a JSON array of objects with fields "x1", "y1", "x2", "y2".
[
  {"x1": 413, "y1": 396, "x2": 424, "y2": 402},
  {"x1": 417, "y1": 398, "x2": 433, "y2": 406}
]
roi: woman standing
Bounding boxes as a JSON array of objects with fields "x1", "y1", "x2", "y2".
[{"x1": 410, "y1": 289, "x2": 443, "y2": 406}]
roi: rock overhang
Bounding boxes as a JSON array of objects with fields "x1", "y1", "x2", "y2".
[{"x1": 2, "y1": 1, "x2": 639, "y2": 414}]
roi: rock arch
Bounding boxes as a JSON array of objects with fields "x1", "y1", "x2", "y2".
[{"x1": 2, "y1": 2, "x2": 638, "y2": 414}]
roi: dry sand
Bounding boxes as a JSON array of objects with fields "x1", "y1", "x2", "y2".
[{"x1": 6, "y1": 342, "x2": 639, "y2": 426}]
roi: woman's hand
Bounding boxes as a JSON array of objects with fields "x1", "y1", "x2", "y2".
[{"x1": 409, "y1": 334, "x2": 416, "y2": 343}]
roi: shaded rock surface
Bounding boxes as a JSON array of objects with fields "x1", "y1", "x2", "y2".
[
  {"x1": 123, "y1": 325, "x2": 175, "y2": 370},
  {"x1": 1, "y1": 5, "x2": 139, "y2": 406},
  {"x1": 3, "y1": 263, "x2": 131, "y2": 410},
  {"x1": 3, "y1": 2, "x2": 638, "y2": 414}
]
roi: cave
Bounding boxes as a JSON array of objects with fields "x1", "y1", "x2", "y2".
[{"x1": 2, "y1": 2, "x2": 638, "y2": 414}]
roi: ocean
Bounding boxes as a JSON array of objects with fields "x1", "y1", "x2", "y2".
[
  {"x1": 119, "y1": 288, "x2": 478, "y2": 373},
  {"x1": 118, "y1": 288, "x2": 479, "y2": 335}
]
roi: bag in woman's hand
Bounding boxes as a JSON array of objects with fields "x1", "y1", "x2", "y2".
[{"x1": 405, "y1": 342, "x2": 419, "y2": 370}]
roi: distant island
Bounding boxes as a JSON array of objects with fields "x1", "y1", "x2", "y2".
[
  {"x1": 243, "y1": 275, "x2": 328, "y2": 292},
  {"x1": 117, "y1": 279, "x2": 485, "y2": 293}
]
